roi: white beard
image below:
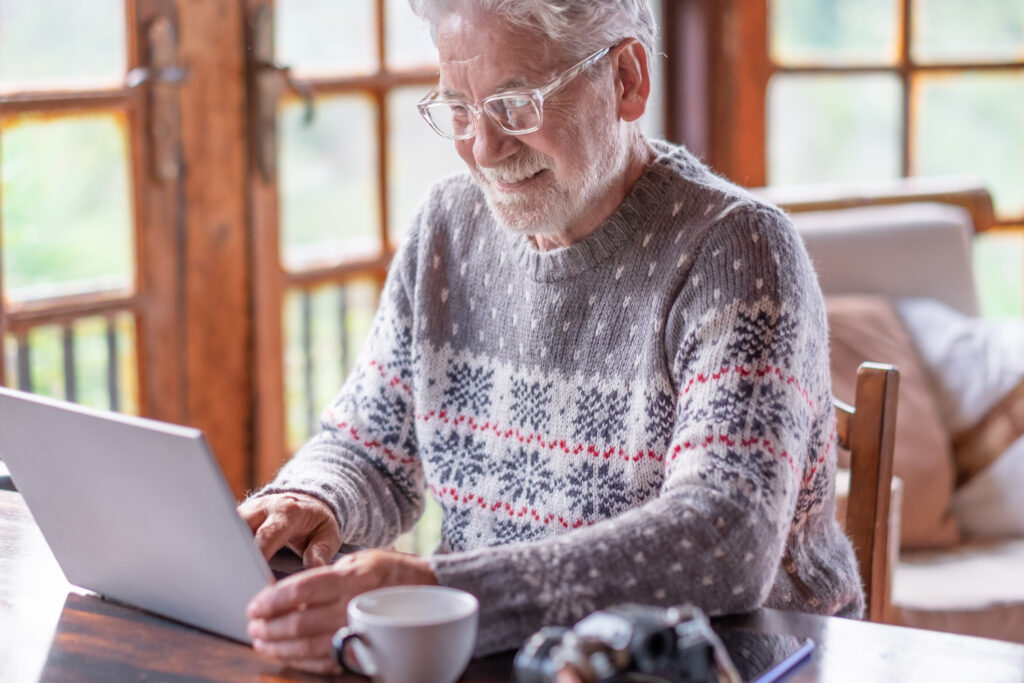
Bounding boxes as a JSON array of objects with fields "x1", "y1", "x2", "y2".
[{"x1": 471, "y1": 122, "x2": 628, "y2": 237}]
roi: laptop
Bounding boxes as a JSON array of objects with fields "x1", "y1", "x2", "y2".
[{"x1": 0, "y1": 386, "x2": 274, "y2": 643}]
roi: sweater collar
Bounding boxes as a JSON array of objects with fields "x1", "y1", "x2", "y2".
[{"x1": 506, "y1": 140, "x2": 695, "y2": 283}]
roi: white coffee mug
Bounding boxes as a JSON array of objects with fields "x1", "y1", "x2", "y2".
[{"x1": 333, "y1": 585, "x2": 479, "y2": 683}]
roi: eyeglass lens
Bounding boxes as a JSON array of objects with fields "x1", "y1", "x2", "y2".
[{"x1": 424, "y1": 96, "x2": 541, "y2": 138}]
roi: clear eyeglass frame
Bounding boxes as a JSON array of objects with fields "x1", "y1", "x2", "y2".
[{"x1": 416, "y1": 45, "x2": 612, "y2": 140}]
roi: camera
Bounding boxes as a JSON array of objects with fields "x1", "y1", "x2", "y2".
[{"x1": 514, "y1": 604, "x2": 740, "y2": 683}]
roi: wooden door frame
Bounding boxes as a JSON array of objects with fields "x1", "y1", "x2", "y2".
[
  {"x1": 170, "y1": 0, "x2": 254, "y2": 495},
  {"x1": 662, "y1": 0, "x2": 769, "y2": 187},
  {"x1": 244, "y1": 0, "x2": 286, "y2": 488}
]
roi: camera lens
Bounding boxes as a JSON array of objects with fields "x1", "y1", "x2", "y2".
[
  {"x1": 514, "y1": 627, "x2": 571, "y2": 683},
  {"x1": 645, "y1": 631, "x2": 671, "y2": 660}
]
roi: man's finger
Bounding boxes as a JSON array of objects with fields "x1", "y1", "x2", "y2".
[
  {"x1": 252, "y1": 635, "x2": 339, "y2": 671},
  {"x1": 302, "y1": 524, "x2": 341, "y2": 568},
  {"x1": 249, "y1": 602, "x2": 347, "y2": 641},
  {"x1": 237, "y1": 500, "x2": 268, "y2": 533},
  {"x1": 302, "y1": 541, "x2": 332, "y2": 568},
  {"x1": 252, "y1": 515, "x2": 299, "y2": 561},
  {"x1": 248, "y1": 566, "x2": 348, "y2": 618}
]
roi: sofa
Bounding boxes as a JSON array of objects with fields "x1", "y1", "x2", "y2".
[{"x1": 781, "y1": 195, "x2": 1024, "y2": 644}]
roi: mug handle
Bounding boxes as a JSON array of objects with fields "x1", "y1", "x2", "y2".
[{"x1": 332, "y1": 627, "x2": 378, "y2": 676}]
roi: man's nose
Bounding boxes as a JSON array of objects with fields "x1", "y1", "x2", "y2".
[{"x1": 471, "y1": 114, "x2": 518, "y2": 168}]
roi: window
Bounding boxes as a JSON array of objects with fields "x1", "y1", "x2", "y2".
[
  {"x1": 1, "y1": 1, "x2": 666, "y2": 508},
  {"x1": 663, "y1": 0, "x2": 1024, "y2": 317},
  {"x1": 259, "y1": 0, "x2": 664, "y2": 477},
  {"x1": 0, "y1": 1, "x2": 183, "y2": 424},
  {"x1": 251, "y1": 0, "x2": 466, "y2": 488},
  {"x1": 769, "y1": 0, "x2": 1024, "y2": 317}
]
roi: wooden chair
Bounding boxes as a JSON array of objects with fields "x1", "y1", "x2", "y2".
[{"x1": 834, "y1": 362, "x2": 899, "y2": 623}]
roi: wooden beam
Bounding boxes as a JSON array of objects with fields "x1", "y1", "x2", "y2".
[
  {"x1": 662, "y1": 0, "x2": 769, "y2": 185},
  {"x1": 133, "y1": 0, "x2": 189, "y2": 428},
  {"x1": 176, "y1": 0, "x2": 253, "y2": 497},
  {"x1": 713, "y1": 0, "x2": 768, "y2": 186},
  {"x1": 0, "y1": 90, "x2": 131, "y2": 114},
  {"x1": 245, "y1": 0, "x2": 287, "y2": 489},
  {"x1": 283, "y1": 253, "x2": 394, "y2": 290},
  {"x1": 752, "y1": 177, "x2": 998, "y2": 233},
  {"x1": 662, "y1": 0, "x2": 712, "y2": 158},
  {"x1": 4, "y1": 292, "x2": 138, "y2": 333}
]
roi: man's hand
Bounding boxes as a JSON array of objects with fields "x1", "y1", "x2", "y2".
[
  {"x1": 246, "y1": 549, "x2": 439, "y2": 674},
  {"x1": 238, "y1": 492, "x2": 342, "y2": 568}
]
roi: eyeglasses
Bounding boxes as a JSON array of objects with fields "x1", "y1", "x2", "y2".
[{"x1": 416, "y1": 45, "x2": 612, "y2": 140}]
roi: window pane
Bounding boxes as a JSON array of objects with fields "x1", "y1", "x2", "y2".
[
  {"x1": 3, "y1": 336, "x2": 14, "y2": 387},
  {"x1": 26, "y1": 325, "x2": 62, "y2": 400},
  {"x1": 73, "y1": 317, "x2": 112, "y2": 410},
  {"x1": 0, "y1": 0, "x2": 126, "y2": 92},
  {"x1": 770, "y1": 0, "x2": 900, "y2": 65},
  {"x1": 113, "y1": 312, "x2": 138, "y2": 414},
  {"x1": 279, "y1": 95, "x2": 380, "y2": 270},
  {"x1": 1, "y1": 112, "x2": 135, "y2": 302},
  {"x1": 768, "y1": 73, "x2": 902, "y2": 186},
  {"x1": 276, "y1": 0, "x2": 375, "y2": 76},
  {"x1": 912, "y1": 71, "x2": 1024, "y2": 220},
  {"x1": 974, "y1": 230, "x2": 1024, "y2": 318},
  {"x1": 283, "y1": 281, "x2": 378, "y2": 452},
  {"x1": 71, "y1": 314, "x2": 137, "y2": 414},
  {"x1": 3, "y1": 314, "x2": 138, "y2": 412},
  {"x1": 912, "y1": 0, "x2": 1024, "y2": 64},
  {"x1": 387, "y1": 87, "x2": 466, "y2": 245},
  {"x1": 386, "y1": 0, "x2": 438, "y2": 70}
]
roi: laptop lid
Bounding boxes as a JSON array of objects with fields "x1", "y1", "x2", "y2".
[{"x1": 0, "y1": 387, "x2": 273, "y2": 643}]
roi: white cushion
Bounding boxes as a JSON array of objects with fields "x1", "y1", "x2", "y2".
[
  {"x1": 896, "y1": 297, "x2": 1024, "y2": 433},
  {"x1": 896, "y1": 297, "x2": 1024, "y2": 539},
  {"x1": 952, "y1": 435, "x2": 1024, "y2": 539}
]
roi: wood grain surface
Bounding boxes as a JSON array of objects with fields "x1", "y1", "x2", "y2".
[{"x1": 3, "y1": 490, "x2": 1023, "y2": 682}]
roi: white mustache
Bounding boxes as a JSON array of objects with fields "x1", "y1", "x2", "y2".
[{"x1": 478, "y1": 154, "x2": 548, "y2": 185}]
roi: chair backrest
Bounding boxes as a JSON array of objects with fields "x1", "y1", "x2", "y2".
[{"x1": 834, "y1": 362, "x2": 899, "y2": 622}]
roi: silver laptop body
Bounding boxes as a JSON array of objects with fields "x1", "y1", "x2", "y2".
[{"x1": 0, "y1": 387, "x2": 273, "y2": 642}]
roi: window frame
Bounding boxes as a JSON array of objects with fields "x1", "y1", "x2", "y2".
[
  {"x1": 247, "y1": 0, "x2": 449, "y2": 483},
  {"x1": 0, "y1": 0, "x2": 187, "y2": 429},
  {"x1": 0, "y1": 0, "x2": 254, "y2": 495},
  {"x1": 663, "y1": 0, "x2": 1024, "y2": 231}
]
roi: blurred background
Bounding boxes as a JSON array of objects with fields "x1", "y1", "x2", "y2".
[{"x1": 0, "y1": 0, "x2": 1022, "y2": 550}]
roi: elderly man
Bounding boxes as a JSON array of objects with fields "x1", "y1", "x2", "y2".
[{"x1": 242, "y1": 0, "x2": 862, "y2": 673}]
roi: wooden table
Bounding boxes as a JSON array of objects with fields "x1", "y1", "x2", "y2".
[{"x1": 2, "y1": 489, "x2": 1023, "y2": 682}]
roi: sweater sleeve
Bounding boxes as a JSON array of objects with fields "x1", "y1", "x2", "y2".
[
  {"x1": 429, "y1": 205, "x2": 837, "y2": 655},
  {"x1": 255, "y1": 229, "x2": 425, "y2": 548}
]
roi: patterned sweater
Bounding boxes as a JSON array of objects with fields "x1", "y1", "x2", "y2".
[{"x1": 261, "y1": 141, "x2": 864, "y2": 655}]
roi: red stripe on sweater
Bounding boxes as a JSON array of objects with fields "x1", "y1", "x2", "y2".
[
  {"x1": 356, "y1": 357, "x2": 807, "y2": 476},
  {"x1": 667, "y1": 433, "x2": 798, "y2": 473},
  {"x1": 367, "y1": 359, "x2": 413, "y2": 396},
  {"x1": 679, "y1": 364, "x2": 816, "y2": 414},
  {"x1": 804, "y1": 415, "x2": 839, "y2": 485},
  {"x1": 334, "y1": 421, "x2": 420, "y2": 466},
  {"x1": 429, "y1": 484, "x2": 593, "y2": 529}
]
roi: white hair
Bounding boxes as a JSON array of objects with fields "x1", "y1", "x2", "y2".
[{"x1": 407, "y1": 0, "x2": 658, "y2": 69}]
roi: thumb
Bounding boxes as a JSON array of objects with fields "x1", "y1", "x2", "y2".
[{"x1": 302, "y1": 526, "x2": 341, "y2": 568}]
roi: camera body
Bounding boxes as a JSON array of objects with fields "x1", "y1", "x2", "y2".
[{"x1": 514, "y1": 604, "x2": 738, "y2": 683}]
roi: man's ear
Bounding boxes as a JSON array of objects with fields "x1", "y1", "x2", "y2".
[{"x1": 612, "y1": 38, "x2": 650, "y2": 123}]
